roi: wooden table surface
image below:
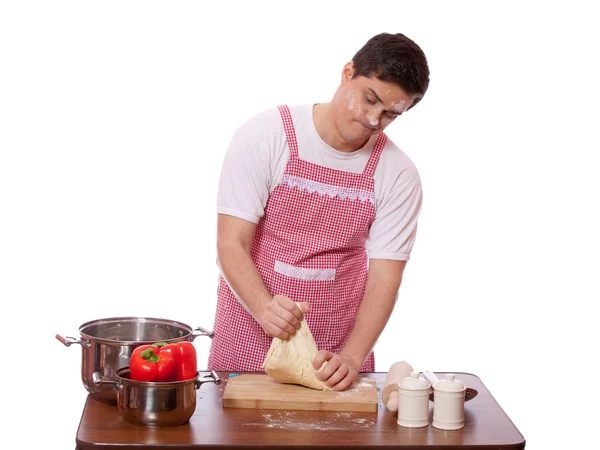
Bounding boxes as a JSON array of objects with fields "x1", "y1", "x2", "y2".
[{"x1": 75, "y1": 371, "x2": 525, "y2": 449}]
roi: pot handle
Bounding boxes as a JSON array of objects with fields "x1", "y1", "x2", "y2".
[
  {"x1": 195, "y1": 370, "x2": 221, "y2": 389},
  {"x1": 190, "y1": 326, "x2": 214, "y2": 341},
  {"x1": 55, "y1": 334, "x2": 91, "y2": 349},
  {"x1": 93, "y1": 372, "x2": 122, "y2": 389}
]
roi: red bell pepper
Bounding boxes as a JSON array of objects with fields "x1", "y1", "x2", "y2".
[
  {"x1": 155, "y1": 341, "x2": 197, "y2": 381},
  {"x1": 130, "y1": 344, "x2": 176, "y2": 382}
]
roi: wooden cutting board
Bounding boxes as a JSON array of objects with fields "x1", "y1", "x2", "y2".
[{"x1": 222, "y1": 374, "x2": 378, "y2": 412}]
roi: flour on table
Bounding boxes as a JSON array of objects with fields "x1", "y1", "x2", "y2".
[
  {"x1": 242, "y1": 410, "x2": 376, "y2": 431},
  {"x1": 337, "y1": 377, "x2": 376, "y2": 396}
]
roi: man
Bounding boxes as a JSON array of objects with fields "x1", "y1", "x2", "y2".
[{"x1": 208, "y1": 32, "x2": 429, "y2": 391}]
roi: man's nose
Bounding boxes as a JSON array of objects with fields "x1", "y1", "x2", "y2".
[{"x1": 366, "y1": 106, "x2": 384, "y2": 121}]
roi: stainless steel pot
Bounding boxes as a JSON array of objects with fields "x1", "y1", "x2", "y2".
[
  {"x1": 56, "y1": 316, "x2": 214, "y2": 404},
  {"x1": 93, "y1": 368, "x2": 221, "y2": 427}
]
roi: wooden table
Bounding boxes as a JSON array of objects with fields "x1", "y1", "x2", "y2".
[{"x1": 75, "y1": 372, "x2": 525, "y2": 449}]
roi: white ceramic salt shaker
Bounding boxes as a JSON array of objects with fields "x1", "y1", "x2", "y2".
[
  {"x1": 397, "y1": 371, "x2": 431, "y2": 428},
  {"x1": 432, "y1": 374, "x2": 466, "y2": 430}
]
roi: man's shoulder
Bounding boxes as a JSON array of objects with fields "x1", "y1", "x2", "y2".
[{"x1": 379, "y1": 134, "x2": 421, "y2": 186}]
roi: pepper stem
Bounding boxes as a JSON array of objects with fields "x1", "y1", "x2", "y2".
[{"x1": 140, "y1": 348, "x2": 160, "y2": 363}]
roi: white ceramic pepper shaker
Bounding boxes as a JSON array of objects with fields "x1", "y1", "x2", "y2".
[
  {"x1": 432, "y1": 374, "x2": 466, "y2": 430},
  {"x1": 397, "y1": 371, "x2": 431, "y2": 428}
]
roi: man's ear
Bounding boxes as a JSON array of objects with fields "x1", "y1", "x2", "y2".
[{"x1": 341, "y1": 61, "x2": 355, "y2": 83}]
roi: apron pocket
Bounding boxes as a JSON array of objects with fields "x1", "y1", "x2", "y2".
[{"x1": 274, "y1": 260, "x2": 336, "y2": 281}]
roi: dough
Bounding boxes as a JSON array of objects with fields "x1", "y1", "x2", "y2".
[{"x1": 262, "y1": 307, "x2": 330, "y2": 391}]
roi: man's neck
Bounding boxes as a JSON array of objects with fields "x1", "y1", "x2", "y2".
[{"x1": 312, "y1": 103, "x2": 369, "y2": 153}]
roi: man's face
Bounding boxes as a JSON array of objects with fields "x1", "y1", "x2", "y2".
[{"x1": 331, "y1": 63, "x2": 416, "y2": 145}]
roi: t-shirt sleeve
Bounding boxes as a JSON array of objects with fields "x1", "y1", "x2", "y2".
[
  {"x1": 217, "y1": 126, "x2": 271, "y2": 224},
  {"x1": 366, "y1": 179, "x2": 423, "y2": 261}
]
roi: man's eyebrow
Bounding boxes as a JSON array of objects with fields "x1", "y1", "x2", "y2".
[{"x1": 367, "y1": 87, "x2": 384, "y2": 104}]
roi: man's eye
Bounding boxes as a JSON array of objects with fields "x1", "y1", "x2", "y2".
[{"x1": 366, "y1": 97, "x2": 376, "y2": 105}]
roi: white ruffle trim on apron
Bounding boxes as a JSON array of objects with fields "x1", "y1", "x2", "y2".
[{"x1": 279, "y1": 174, "x2": 375, "y2": 205}]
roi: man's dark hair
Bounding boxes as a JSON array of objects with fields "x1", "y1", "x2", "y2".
[{"x1": 352, "y1": 33, "x2": 430, "y2": 110}]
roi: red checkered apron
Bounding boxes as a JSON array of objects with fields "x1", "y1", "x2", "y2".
[{"x1": 208, "y1": 105, "x2": 386, "y2": 372}]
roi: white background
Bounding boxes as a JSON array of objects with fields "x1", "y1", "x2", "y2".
[{"x1": 1, "y1": 1, "x2": 598, "y2": 449}]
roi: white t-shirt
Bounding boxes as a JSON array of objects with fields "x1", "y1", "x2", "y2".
[{"x1": 217, "y1": 104, "x2": 423, "y2": 261}]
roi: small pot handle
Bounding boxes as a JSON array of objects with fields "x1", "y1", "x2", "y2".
[
  {"x1": 93, "y1": 372, "x2": 122, "y2": 389},
  {"x1": 190, "y1": 326, "x2": 214, "y2": 341},
  {"x1": 195, "y1": 370, "x2": 221, "y2": 389},
  {"x1": 55, "y1": 334, "x2": 91, "y2": 349}
]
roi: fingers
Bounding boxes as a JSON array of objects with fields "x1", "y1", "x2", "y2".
[
  {"x1": 331, "y1": 370, "x2": 355, "y2": 391},
  {"x1": 316, "y1": 353, "x2": 340, "y2": 381},
  {"x1": 287, "y1": 303, "x2": 304, "y2": 323},
  {"x1": 274, "y1": 296, "x2": 309, "y2": 322},
  {"x1": 266, "y1": 314, "x2": 296, "y2": 339},
  {"x1": 312, "y1": 352, "x2": 359, "y2": 390},
  {"x1": 268, "y1": 299, "x2": 299, "y2": 327},
  {"x1": 325, "y1": 363, "x2": 350, "y2": 390},
  {"x1": 261, "y1": 295, "x2": 311, "y2": 339},
  {"x1": 313, "y1": 349, "x2": 332, "y2": 372},
  {"x1": 298, "y1": 302, "x2": 311, "y2": 315}
]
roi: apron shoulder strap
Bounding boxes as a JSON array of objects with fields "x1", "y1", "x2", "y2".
[
  {"x1": 277, "y1": 105, "x2": 299, "y2": 159},
  {"x1": 362, "y1": 132, "x2": 387, "y2": 177}
]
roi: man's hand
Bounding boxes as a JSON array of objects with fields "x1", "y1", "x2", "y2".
[
  {"x1": 258, "y1": 295, "x2": 310, "y2": 339},
  {"x1": 312, "y1": 350, "x2": 360, "y2": 391}
]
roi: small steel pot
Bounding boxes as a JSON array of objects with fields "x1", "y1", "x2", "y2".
[
  {"x1": 57, "y1": 316, "x2": 214, "y2": 404},
  {"x1": 94, "y1": 368, "x2": 221, "y2": 427}
]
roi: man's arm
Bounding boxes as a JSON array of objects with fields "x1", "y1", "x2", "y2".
[
  {"x1": 217, "y1": 213, "x2": 309, "y2": 339},
  {"x1": 313, "y1": 259, "x2": 406, "y2": 390}
]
